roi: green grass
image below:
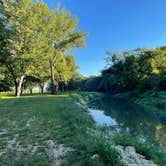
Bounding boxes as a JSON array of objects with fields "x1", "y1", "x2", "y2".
[
  {"x1": 0, "y1": 94, "x2": 123, "y2": 166},
  {"x1": 2, "y1": 91, "x2": 164, "y2": 165}
]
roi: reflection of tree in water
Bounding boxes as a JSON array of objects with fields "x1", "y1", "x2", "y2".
[
  {"x1": 95, "y1": 96, "x2": 166, "y2": 146},
  {"x1": 155, "y1": 124, "x2": 166, "y2": 145}
]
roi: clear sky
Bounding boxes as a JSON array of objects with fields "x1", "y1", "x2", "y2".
[{"x1": 45, "y1": 0, "x2": 166, "y2": 76}]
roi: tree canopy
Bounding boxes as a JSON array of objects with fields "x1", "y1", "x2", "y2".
[
  {"x1": 0, "y1": 0, "x2": 85, "y2": 96},
  {"x1": 69, "y1": 47, "x2": 166, "y2": 93}
]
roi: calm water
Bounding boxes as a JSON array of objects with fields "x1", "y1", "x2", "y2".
[
  {"x1": 88, "y1": 97, "x2": 166, "y2": 147},
  {"x1": 88, "y1": 108, "x2": 118, "y2": 126}
]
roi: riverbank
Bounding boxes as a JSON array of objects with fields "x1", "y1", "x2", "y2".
[
  {"x1": 113, "y1": 91, "x2": 166, "y2": 110},
  {"x1": 74, "y1": 92, "x2": 166, "y2": 166}
]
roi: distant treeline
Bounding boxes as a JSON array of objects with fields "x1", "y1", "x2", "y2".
[{"x1": 68, "y1": 47, "x2": 166, "y2": 94}]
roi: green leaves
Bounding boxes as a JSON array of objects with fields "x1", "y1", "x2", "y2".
[
  {"x1": 0, "y1": 0, "x2": 85, "y2": 95},
  {"x1": 101, "y1": 48, "x2": 166, "y2": 93}
]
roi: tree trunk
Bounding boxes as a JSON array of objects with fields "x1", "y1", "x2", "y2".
[
  {"x1": 40, "y1": 85, "x2": 44, "y2": 94},
  {"x1": 14, "y1": 82, "x2": 18, "y2": 96},
  {"x1": 29, "y1": 87, "x2": 33, "y2": 94},
  {"x1": 66, "y1": 84, "x2": 69, "y2": 92},
  {"x1": 41, "y1": 86, "x2": 44, "y2": 94},
  {"x1": 49, "y1": 60, "x2": 56, "y2": 94},
  {"x1": 16, "y1": 76, "x2": 25, "y2": 97},
  {"x1": 62, "y1": 84, "x2": 64, "y2": 92},
  {"x1": 55, "y1": 82, "x2": 59, "y2": 92},
  {"x1": 59, "y1": 83, "x2": 63, "y2": 92},
  {"x1": 21, "y1": 86, "x2": 24, "y2": 96},
  {"x1": 6, "y1": 64, "x2": 18, "y2": 96}
]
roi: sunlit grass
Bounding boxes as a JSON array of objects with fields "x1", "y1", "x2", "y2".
[
  {"x1": 0, "y1": 92, "x2": 70, "y2": 99},
  {"x1": 0, "y1": 94, "x2": 123, "y2": 166}
]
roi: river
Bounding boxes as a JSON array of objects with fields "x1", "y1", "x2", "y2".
[{"x1": 88, "y1": 96, "x2": 166, "y2": 148}]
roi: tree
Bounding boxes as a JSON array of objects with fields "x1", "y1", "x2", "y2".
[
  {"x1": 0, "y1": 0, "x2": 50, "y2": 96},
  {"x1": 0, "y1": 66, "x2": 12, "y2": 92},
  {"x1": 29, "y1": 55, "x2": 50, "y2": 94},
  {"x1": 47, "y1": 8, "x2": 85, "y2": 94},
  {"x1": 68, "y1": 73, "x2": 85, "y2": 90},
  {"x1": 22, "y1": 76, "x2": 40, "y2": 94},
  {"x1": 0, "y1": 8, "x2": 12, "y2": 92},
  {"x1": 100, "y1": 47, "x2": 166, "y2": 94},
  {"x1": 34, "y1": 64, "x2": 50, "y2": 94},
  {"x1": 56, "y1": 55, "x2": 77, "y2": 91},
  {"x1": 0, "y1": 0, "x2": 85, "y2": 96}
]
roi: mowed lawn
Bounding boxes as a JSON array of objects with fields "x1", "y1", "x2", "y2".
[{"x1": 0, "y1": 95, "x2": 95, "y2": 166}]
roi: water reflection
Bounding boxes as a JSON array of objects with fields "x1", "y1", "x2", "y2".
[
  {"x1": 88, "y1": 108, "x2": 118, "y2": 126},
  {"x1": 89, "y1": 97, "x2": 166, "y2": 146}
]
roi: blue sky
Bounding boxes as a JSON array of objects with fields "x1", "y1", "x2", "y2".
[{"x1": 45, "y1": 0, "x2": 166, "y2": 76}]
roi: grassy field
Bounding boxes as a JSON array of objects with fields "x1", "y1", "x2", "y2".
[
  {"x1": 0, "y1": 94, "x2": 124, "y2": 166},
  {"x1": 1, "y1": 92, "x2": 165, "y2": 166}
]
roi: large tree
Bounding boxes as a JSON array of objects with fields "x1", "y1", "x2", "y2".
[
  {"x1": 0, "y1": 0, "x2": 48, "y2": 96},
  {"x1": 54, "y1": 54, "x2": 77, "y2": 91},
  {"x1": 46, "y1": 9, "x2": 85, "y2": 94},
  {"x1": 0, "y1": 0, "x2": 85, "y2": 96}
]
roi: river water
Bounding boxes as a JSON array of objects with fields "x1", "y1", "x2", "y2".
[{"x1": 88, "y1": 97, "x2": 166, "y2": 148}]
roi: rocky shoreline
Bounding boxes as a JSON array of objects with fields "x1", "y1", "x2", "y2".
[{"x1": 115, "y1": 146, "x2": 157, "y2": 166}]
